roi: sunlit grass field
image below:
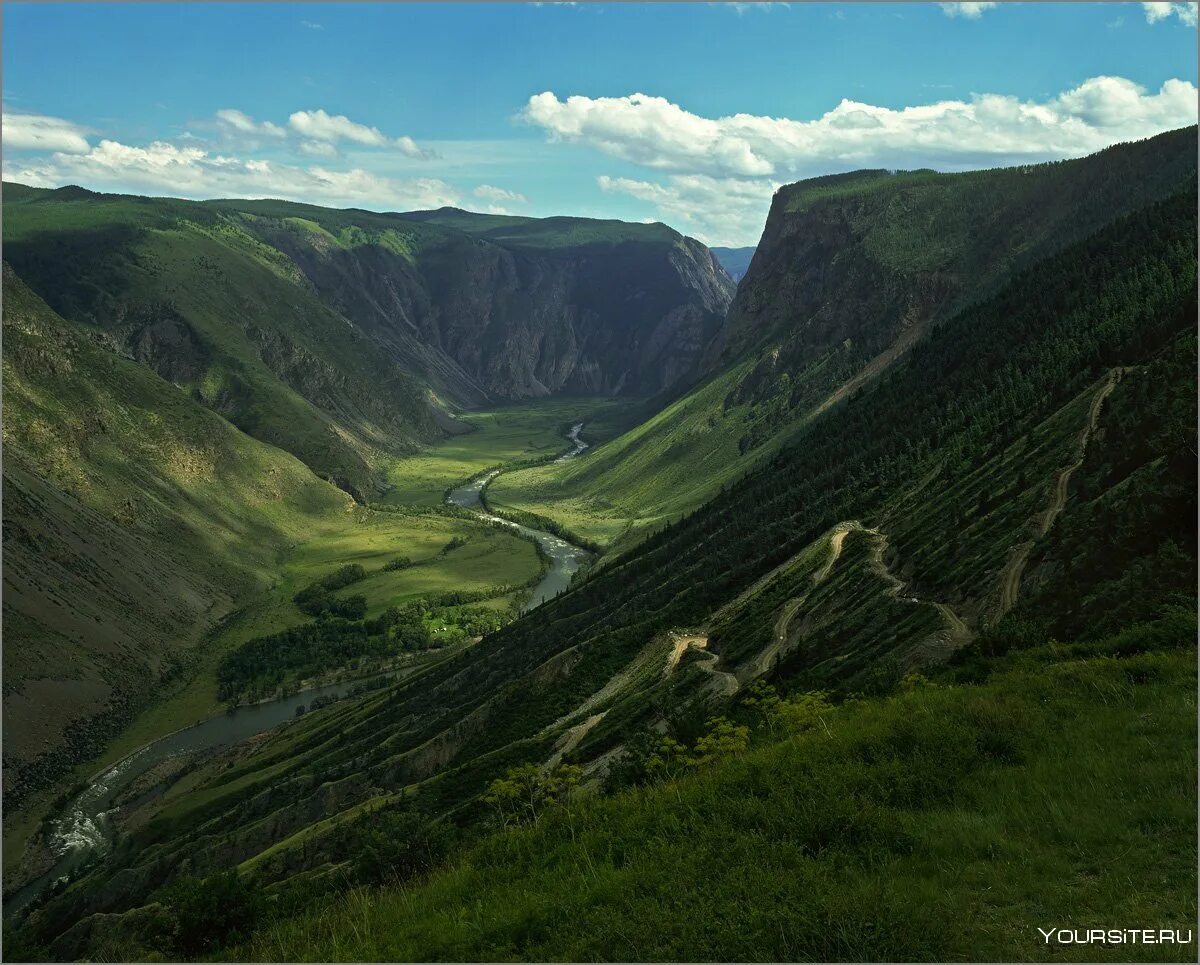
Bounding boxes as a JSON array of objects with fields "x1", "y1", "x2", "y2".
[
  {"x1": 381, "y1": 397, "x2": 636, "y2": 507},
  {"x1": 83, "y1": 511, "x2": 538, "y2": 772}
]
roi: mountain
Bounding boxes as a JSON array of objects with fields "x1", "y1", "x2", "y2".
[
  {"x1": 10, "y1": 133, "x2": 1194, "y2": 961},
  {"x1": 2, "y1": 189, "x2": 734, "y2": 498},
  {"x1": 487, "y1": 127, "x2": 1199, "y2": 552},
  {"x1": 710, "y1": 245, "x2": 756, "y2": 281}
]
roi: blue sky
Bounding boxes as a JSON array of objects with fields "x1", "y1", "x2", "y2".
[{"x1": 4, "y1": 2, "x2": 1197, "y2": 245}]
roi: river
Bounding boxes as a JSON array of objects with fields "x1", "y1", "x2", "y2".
[
  {"x1": 5, "y1": 422, "x2": 594, "y2": 921},
  {"x1": 447, "y1": 422, "x2": 592, "y2": 611}
]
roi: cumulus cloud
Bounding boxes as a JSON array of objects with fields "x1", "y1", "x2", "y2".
[
  {"x1": 215, "y1": 108, "x2": 286, "y2": 139},
  {"x1": 3, "y1": 110, "x2": 91, "y2": 153},
  {"x1": 4, "y1": 137, "x2": 460, "y2": 211},
  {"x1": 598, "y1": 173, "x2": 778, "y2": 248},
  {"x1": 1142, "y1": 2, "x2": 1198, "y2": 25},
  {"x1": 287, "y1": 108, "x2": 432, "y2": 157},
  {"x1": 523, "y1": 77, "x2": 1198, "y2": 180},
  {"x1": 523, "y1": 91, "x2": 775, "y2": 177},
  {"x1": 541, "y1": 74, "x2": 1196, "y2": 244},
  {"x1": 298, "y1": 139, "x2": 339, "y2": 158},
  {"x1": 939, "y1": 2, "x2": 997, "y2": 19},
  {"x1": 473, "y1": 184, "x2": 528, "y2": 204}
]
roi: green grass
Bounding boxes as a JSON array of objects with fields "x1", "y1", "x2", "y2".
[
  {"x1": 381, "y1": 398, "x2": 636, "y2": 507},
  {"x1": 343, "y1": 529, "x2": 540, "y2": 618},
  {"x1": 87, "y1": 511, "x2": 539, "y2": 770},
  {"x1": 241, "y1": 619, "x2": 1197, "y2": 962},
  {"x1": 487, "y1": 362, "x2": 764, "y2": 549}
]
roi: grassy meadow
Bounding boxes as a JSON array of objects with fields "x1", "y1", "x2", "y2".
[
  {"x1": 83, "y1": 509, "x2": 541, "y2": 773},
  {"x1": 487, "y1": 362, "x2": 766, "y2": 550},
  {"x1": 380, "y1": 397, "x2": 637, "y2": 506}
]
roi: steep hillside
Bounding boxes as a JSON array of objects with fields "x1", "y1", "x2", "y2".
[
  {"x1": 488, "y1": 128, "x2": 1197, "y2": 550},
  {"x1": 2, "y1": 189, "x2": 443, "y2": 499},
  {"x1": 1, "y1": 265, "x2": 353, "y2": 812},
  {"x1": 14, "y1": 175, "x2": 1193, "y2": 960},
  {"x1": 236, "y1": 202, "x2": 733, "y2": 401}
]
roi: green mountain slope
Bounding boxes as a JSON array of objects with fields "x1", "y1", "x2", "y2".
[
  {"x1": 489, "y1": 127, "x2": 1197, "y2": 550},
  {"x1": 2, "y1": 189, "x2": 441, "y2": 499},
  {"x1": 1, "y1": 265, "x2": 353, "y2": 812},
  {"x1": 14, "y1": 161, "x2": 1193, "y2": 960}
]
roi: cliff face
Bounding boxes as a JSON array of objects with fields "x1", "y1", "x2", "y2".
[
  {"x1": 245, "y1": 209, "x2": 734, "y2": 404},
  {"x1": 713, "y1": 127, "x2": 1199, "y2": 398}
]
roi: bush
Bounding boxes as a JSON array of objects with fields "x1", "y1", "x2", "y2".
[
  {"x1": 159, "y1": 870, "x2": 265, "y2": 956},
  {"x1": 294, "y1": 564, "x2": 367, "y2": 615}
]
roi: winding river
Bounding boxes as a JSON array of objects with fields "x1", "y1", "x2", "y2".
[
  {"x1": 5, "y1": 422, "x2": 594, "y2": 922},
  {"x1": 447, "y1": 422, "x2": 592, "y2": 611}
]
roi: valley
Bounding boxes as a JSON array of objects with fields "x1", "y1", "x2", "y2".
[
  {"x1": 5, "y1": 410, "x2": 600, "y2": 925},
  {"x1": 3, "y1": 127, "x2": 1196, "y2": 963}
]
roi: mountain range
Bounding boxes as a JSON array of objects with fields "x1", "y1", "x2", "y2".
[{"x1": 3, "y1": 126, "x2": 1196, "y2": 962}]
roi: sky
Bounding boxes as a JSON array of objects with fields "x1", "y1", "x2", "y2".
[{"x1": 3, "y1": 2, "x2": 1197, "y2": 246}]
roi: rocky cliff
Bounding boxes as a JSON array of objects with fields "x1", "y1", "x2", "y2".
[
  {"x1": 235, "y1": 204, "x2": 734, "y2": 403},
  {"x1": 713, "y1": 127, "x2": 1198, "y2": 403}
]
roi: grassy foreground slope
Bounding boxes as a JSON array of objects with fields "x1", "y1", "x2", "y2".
[
  {"x1": 491, "y1": 128, "x2": 1197, "y2": 551},
  {"x1": 244, "y1": 616, "x2": 1195, "y2": 963}
]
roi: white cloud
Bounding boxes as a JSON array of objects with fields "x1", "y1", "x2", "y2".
[
  {"x1": 939, "y1": 2, "x2": 997, "y2": 19},
  {"x1": 715, "y1": 2, "x2": 790, "y2": 14},
  {"x1": 523, "y1": 91, "x2": 775, "y2": 176},
  {"x1": 4, "y1": 137, "x2": 460, "y2": 211},
  {"x1": 298, "y1": 139, "x2": 339, "y2": 158},
  {"x1": 3, "y1": 110, "x2": 91, "y2": 153},
  {"x1": 288, "y1": 108, "x2": 432, "y2": 157},
  {"x1": 394, "y1": 135, "x2": 430, "y2": 159},
  {"x1": 523, "y1": 77, "x2": 1198, "y2": 181},
  {"x1": 599, "y1": 173, "x2": 777, "y2": 247},
  {"x1": 300, "y1": 19, "x2": 323, "y2": 29},
  {"x1": 1142, "y1": 2, "x2": 1198, "y2": 25},
  {"x1": 288, "y1": 108, "x2": 389, "y2": 145},
  {"x1": 215, "y1": 108, "x2": 286, "y2": 139},
  {"x1": 473, "y1": 184, "x2": 528, "y2": 204},
  {"x1": 544, "y1": 75, "x2": 1198, "y2": 245}
]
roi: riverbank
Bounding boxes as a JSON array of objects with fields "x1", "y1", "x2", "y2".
[{"x1": 445, "y1": 423, "x2": 595, "y2": 610}]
